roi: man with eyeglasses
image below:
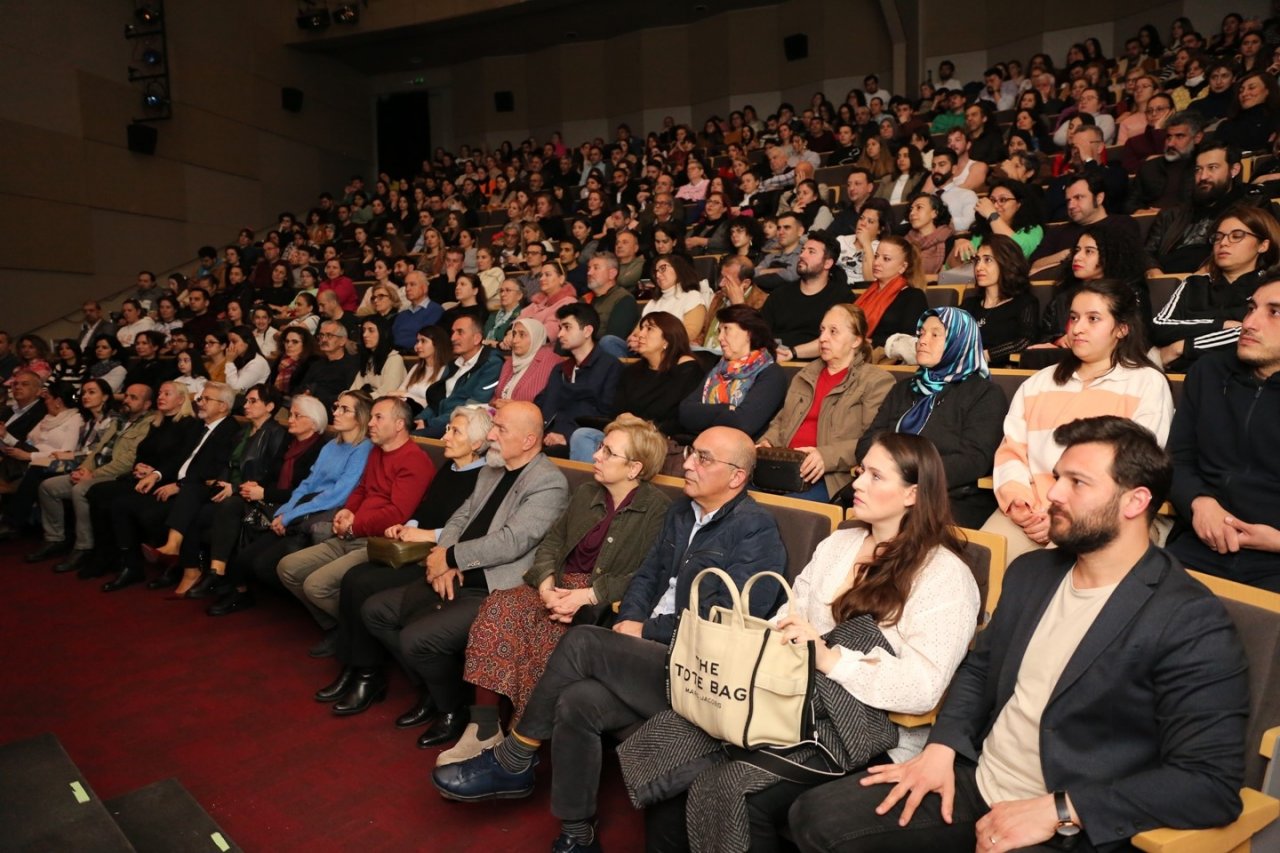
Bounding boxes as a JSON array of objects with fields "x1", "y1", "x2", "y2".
[
  {"x1": 100, "y1": 382, "x2": 240, "y2": 592},
  {"x1": 294, "y1": 320, "x2": 359, "y2": 410},
  {"x1": 1145, "y1": 140, "x2": 1268, "y2": 276},
  {"x1": 392, "y1": 271, "x2": 443, "y2": 352},
  {"x1": 1128, "y1": 110, "x2": 1204, "y2": 214},
  {"x1": 432, "y1": 426, "x2": 784, "y2": 850}
]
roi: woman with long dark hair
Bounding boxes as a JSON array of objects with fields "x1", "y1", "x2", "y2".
[
  {"x1": 1035, "y1": 222, "x2": 1149, "y2": 347},
  {"x1": 960, "y1": 233, "x2": 1040, "y2": 366},
  {"x1": 873, "y1": 145, "x2": 927, "y2": 204},
  {"x1": 223, "y1": 325, "x2": 271, "y2": 393},
  {"x1": 349, "y1": 318, "x2": 406, "y2": 398},
  {"x1": 986, "y1": 278, "x2": 1174, "y2": 561},
  {"x1": 639, "y1": 432, "x2": 980, "y2": 851}
]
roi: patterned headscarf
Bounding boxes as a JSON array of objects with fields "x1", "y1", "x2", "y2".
[{"x1": 896, "y1": 307, "x2": 989, "y2": 435}]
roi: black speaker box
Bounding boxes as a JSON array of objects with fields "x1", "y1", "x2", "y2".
[
  {"x1": 494, "y1": 90, "x2": 515, "y2": 113},
  {"x1": 783, "y1": 33, "x2": 808, "y2": 62},
  {"x1": 127, "y1": 122, "x2": 158, "y2": 155},
  {"x1": 282, "y1": 86, "x2": 304, "y2": 113}
]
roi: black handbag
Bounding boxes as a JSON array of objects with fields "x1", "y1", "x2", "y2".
[{"x1": 752, "y1": 447, "x2": 809, "y2": 494}]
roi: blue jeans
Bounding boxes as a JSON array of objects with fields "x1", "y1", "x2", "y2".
[
  {"x1": 596, "y1": 335, "x2": 630, "y2": 359},
  {"x1": 569, "y1": 428, "x2": 605, "y2": 463}
]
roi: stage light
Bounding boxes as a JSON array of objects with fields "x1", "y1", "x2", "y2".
[
  {"x1": 296, "y1": 9, "x2": 330, "y2": 31},
  {"x1": 135, "y1": 5, "x2": 161, "y2": 25},
  {"x1": 142, "y1": 47, "x2": 163, "y2": 66},
  {"x1": 142, "y1": 82, "x2": 169, "y2": 110},
  {"x1": 334, "y1": 4, "x2": 359, "y2": 25}
]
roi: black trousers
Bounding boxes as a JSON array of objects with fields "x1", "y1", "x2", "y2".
[
  {"x1": 223, "y1": 528, "x2": 308, "y2": 588},
  {"x1": 515, "y1": 625, "x2": 670, "y2": 821},
  {"x1": 87, "y1": 477, "x2": 134, "y2": 568},
  {"x1": 208, "y1": 496, "x2": 247, "y2": 564},
  {"x1": 361, "y1": 579, "x2": 488, "y2": 711},
  {"x1": 2, "y1": 465, "x2": 54, "y2": 527},
  {"x1": 787, "y1": 761, "x2": 1116, "y2": 852},
  {"x1": 336, "y1": 562, "x2": 418, "y2": 668}
]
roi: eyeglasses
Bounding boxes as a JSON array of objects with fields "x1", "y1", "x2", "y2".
[
  {"x1": 595, "y1": 443, "x2": 636, "y2": 464},
  {"x1": 1210, "y1": 229, "x2": 1261, "y2": 245},
  {"x1": 316, "y1": 332, "x2": 340, "y2": 339},
  {"x1": 684, "y1": 445, "x2": 742, "y2": 470},
  {"x1": 988, "y1": 195, "x2": 1017, "y2": 205}
]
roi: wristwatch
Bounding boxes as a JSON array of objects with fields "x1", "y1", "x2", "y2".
[
  {"x1": 986, "y1": 210, "x2": 1000, "y2": 223},
  {"x1": 1054, "y1": 790, "x2": 1081, "y2": 837}
]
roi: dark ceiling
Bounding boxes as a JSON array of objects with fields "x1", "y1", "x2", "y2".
[{"x1": 290, "y1": 0, "x2": 780, "y2": 75}]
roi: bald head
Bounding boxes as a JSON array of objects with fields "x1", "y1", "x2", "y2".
[
  {"x1": 487, "y1": 400, "x2": 545, "y2": 469},
  {"x1": 683, "y1": 426, "x2": 755, "y2": 510}
]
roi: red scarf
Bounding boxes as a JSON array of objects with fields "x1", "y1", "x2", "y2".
[{"x1": 855, "y1": 275, "x2": 909, "y2": 334}]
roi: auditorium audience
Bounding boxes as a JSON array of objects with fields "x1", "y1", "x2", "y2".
[
  {"x1": 792, "y1": 416, "x2": 1248, "y2": 853},
  {"x1": 1036, "y1": 224, "x2": 1150, "y2": 349},
  {"x1": 854, "y1": 235, "x2": 930, "y2": 348},
  {"x1": 483, "y1": 278, "x2": 526, "y2": 347},
  {"x1": 904, "y1": 193, "x2": 953, "y2": 276},
  {"x1": 86, "y1": 334, "x2": 127, "y2": 393},
  {"x1": 763, "y1": 231, "x2": 853, "y2": 362},
  {"x1": 364, "y1": 400, "x2": 568, "y2": 746},
  {"x1": 454, "y1": 414, "x2": 669, "y2": 760},
  {"x1": 414, "y1": 313, "x2": 503, "y2": 438},
  {"x1": 47, "y1": 340, "x2": 86, "y2": 390},
  {"x1": 293, "y1": 321, "x2": 360, "y2": 409},
  {"x1": 278, "y1": 396, "x2": 434, "y2": 657},
  {"x1": 223, "y1": 326, "x2": 271, "y2": 395},
  {"x1": 389, "y1": 325, "x2": 450, "y2": 410},
  {"x1": 519, "y1": 261, "x2": 579, "y2": 341},
  {"x1": 835, "y1": 198, "x2": 892, "y2": 283},
  {"x1": 639, "y1": 254, "x2": 707, "y2": 344},
  {"x1": 349, "y1": 318, "x2": 407, "y2": 398}
]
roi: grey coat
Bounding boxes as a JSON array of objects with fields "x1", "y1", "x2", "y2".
[{"x1": 437, "y1": 453, "x2": 570, "y2": 591}]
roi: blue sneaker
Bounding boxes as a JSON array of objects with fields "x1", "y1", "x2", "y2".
[
  {"x1": 431, "y1": 747, "x2": 538, "y2": 801},
  {"x1": 550, "y1": 829, "x2": 601, "y2": 852}
]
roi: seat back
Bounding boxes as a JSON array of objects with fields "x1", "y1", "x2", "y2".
[
  {"x1": 415, "y1": 437, "x2": 448, "y2": 472},
  {"x1": 1189, "y1": 572, "x2": 1280, "y2": 789}
]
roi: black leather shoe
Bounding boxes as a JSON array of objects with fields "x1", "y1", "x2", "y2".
[
  {"x1": 146, "y1": 567, "x2": 180, "y2": 590},
  {"x1": 207, "y1": 589, "x2": 255, "y2": 616},
  {"x1": 308, "y1": 629, "x2": 338, "y2": 658},
  {"x1": 332, "y1": 671, "x2": 388, "y2": 716},
  {"x1": 54, "y1": 549, "x2": 90, "y2": 573},
  {"x1": 184, "y1": 571, "x2": 221, "y2": 599},
  {"x1": 315, "y1": 667, "x2": 356, "y2": 703},
  {"x1": 25, "y1": 541, "x2": 71, "y2": 563},
  {"x1": 102, "y1": 566, "x2": 145, "y2": 592},
  {"x1": 395, "y1": 693, "x2": 438, "y2": 729},
  {"x1": 418, "y1": 709, "x2": 469, "y2": 748}
]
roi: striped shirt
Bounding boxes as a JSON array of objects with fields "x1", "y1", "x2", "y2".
[{"x1": 993, "y1": 363, "x2": 1174, "y2": 513}]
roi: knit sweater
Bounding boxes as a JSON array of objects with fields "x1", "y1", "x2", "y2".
[
  {"x1": 343, "y1": 440, "x2": 435, "y2": 537},
  {"x1": 275, "y1": 438, "x2": 373, "y2": 525},
  {"x1": 993, "y1": 363, "x2": 1174, "y2": 513}
]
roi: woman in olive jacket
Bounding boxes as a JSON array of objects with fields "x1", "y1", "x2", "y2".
[{"x1": 758, "y1": 305, "x2": 896, "y2": 502}]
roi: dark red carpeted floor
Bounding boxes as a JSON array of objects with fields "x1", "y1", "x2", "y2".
[{"x1": 0, "y1": 539, "x2": 644, "y2": 851}]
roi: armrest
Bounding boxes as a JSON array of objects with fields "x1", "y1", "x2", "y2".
[
  {"x1": 1263, "y1": 726, "x2": 1278, "y2": 760},
  {"x1": 1131, "y1": 788, "x2": 1279, "y2": 853},
  {"x1": 888, "y1": 709, "x2": 938, "y2": 728}
]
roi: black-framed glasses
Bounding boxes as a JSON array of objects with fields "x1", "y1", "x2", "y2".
[
  {"x1": 683, "y1": 445, "x2": 742, "y2": 470},
  {"x1": 1210, "y1": 229, "x2": 1261, "y2": 245}
]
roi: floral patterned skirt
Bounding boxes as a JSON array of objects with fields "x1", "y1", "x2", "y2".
[{"x1": 463, "y1": 573, "x2": 591, "y2": 721}]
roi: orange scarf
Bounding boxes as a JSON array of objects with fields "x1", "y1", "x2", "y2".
[{"x1": 855, "y1": 275, "x2": 909, "y2": 334}]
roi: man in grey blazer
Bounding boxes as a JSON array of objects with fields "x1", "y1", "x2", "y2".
[
  {"x1": 363, "y1": 400, "x2": 569, "y2": 749},
  {"x1": 789, "y1": 416, "x2": 1250, "y2": 853}
]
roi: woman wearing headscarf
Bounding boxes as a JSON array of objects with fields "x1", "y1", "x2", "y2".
[
  {"x1": 492, "y1": 318, "x2": 561, "y2": 407},
  {"x1": 856, "y1": 307, "x2": 1007, "y2": 527}
]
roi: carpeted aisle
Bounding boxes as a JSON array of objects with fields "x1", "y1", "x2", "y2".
[{"x1": 0, "y1": 541, "x2": 644, "y2": 851}]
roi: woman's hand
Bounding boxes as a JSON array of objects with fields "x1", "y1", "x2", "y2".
[
  {"x1": 974, "y1": 197, "x2": 997, "y2": 223},
  {"x1": 271, "y1": 515, "x2": 287, "y2": 536},
  {"x1": 211, "y1": 481, "x2": 233, "y2": 503},
  {"x1": 950, "y1": 238, "x2": 976, "y2": 265},
  {"x1": 546, "y1": 586, "x2": 595, "y2": 622},
  {"x1": 776, "y1": 614, "x2": 839, "y2": 672},
  {"x1": 794, "y1": 446, "x2": 825, "y2": 483},
  {"x1": 239, "y1": 482, "x2": 265, "y2": 501}
]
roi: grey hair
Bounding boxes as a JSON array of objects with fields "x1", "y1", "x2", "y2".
[
  {"x1": 451, "y1": 404, "x2": 493, "y2": 452},
  {"x1": 321, "y1": 320, "x2": 348, "y2": 339},
  {"x1": 291, "y1": 394, "x2": 329, "y2": 434},
  {"x1": 592, "y1": 251, "x2": 620, "y2": 274},
  {"x1": 1165, "y1": 109, "x2": 1206, "y2": 136},
  {"x1": 203, "y1": 381, "x2": 237, "y2": 409}
]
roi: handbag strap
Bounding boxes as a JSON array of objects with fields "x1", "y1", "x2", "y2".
[
  {"x1": 740, "y1": 571, "x2": 794, "y2": 615},
  {"x1": 724, "y1": 741, "x2": 847, "y2": 785},
  {"x1": 689, "y1": 567, "x2": 743, "y2": 623}
]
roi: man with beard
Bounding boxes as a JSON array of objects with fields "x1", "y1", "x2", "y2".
[
  {"x1": 1127, "y1": 111, "x2": 1204, "y2": 213},
  {"x1": 760, "y1": 231, "x2": 851, "y2": 361},
  {"x1": 1029, "y1": 171, "x2": 1141, "y2": 278},
  {"x1": 1145, "y1": 141, "x2": 1267, "y2": 274},
  {"x1": 922, "y1": 149, "x2": 978, "y2": 232},
  {"x1": 1165, "y1": 277, "x2": 1280, "y2": 591},
  {"x1": 790, "y1": 416, "x2": 1250, "y2": 853}
]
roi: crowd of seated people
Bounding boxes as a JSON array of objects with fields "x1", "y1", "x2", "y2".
[{"x1": 3, "y1": 11, "x2": 1280, "y2": 851}]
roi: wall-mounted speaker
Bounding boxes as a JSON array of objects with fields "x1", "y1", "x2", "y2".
[
  {"x1": 281, "y1": 87, "x2": 304, "y2": 113},
  {"x1": 493, "y1": 90, "x2": 515, "y2": 113},
  {"x1": 126, "y1": 123, "x2": 157, "y2": 155},
  {"x1": 783, "y1": 33, "x2": 808, "y2": 62}
]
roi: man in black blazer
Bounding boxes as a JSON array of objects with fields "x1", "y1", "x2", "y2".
[
  {"x1": 101, "y1": 382, "x2": 242, "y2": 591},
  {"x1": 790, "y1": 416, "x2": 1249, "y2": 853},
  {"x1": 0, "y1": 370, "x2": 48, "y2": 445}
]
